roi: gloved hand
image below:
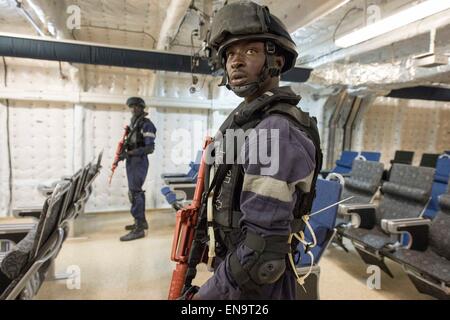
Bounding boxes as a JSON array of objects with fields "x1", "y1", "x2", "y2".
[
  {"x1": 118, "y1": 151, "x2": 129, "y2": 162},
  {"x1": 177, "y1": 286, "x2": 199, "y2": 300}
]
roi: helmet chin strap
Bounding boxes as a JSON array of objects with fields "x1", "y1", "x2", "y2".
[
  {"x1": 226, "y1": 80, "x2": 261, "y2": 98},
  {"x1": 219, "y1": 41, "x2": 281, "y2": 98}
]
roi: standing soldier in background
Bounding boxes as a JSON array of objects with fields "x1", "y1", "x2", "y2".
[
  {"x1": 119, "y1": 97, "x2": 157, "y2": 242},
  {"x1": 183, "y1": 1, "x2": 322, "y2": 299}
]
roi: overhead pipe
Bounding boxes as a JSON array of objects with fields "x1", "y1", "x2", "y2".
[{"x1": 0, "y1": 33, "x2": 312, "y2": 81}]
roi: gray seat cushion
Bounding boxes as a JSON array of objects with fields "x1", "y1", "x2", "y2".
[
  {"x1": 376, "y1": 195, "x2": 429, "y2": 223},
  {"x1": 429, "y1": 208, "x2": 450, "y2": 261},
  {"x1": 345, "y1": 179, "x2": 375, "y2": 194},
  {"x1": 0, "y1": 227, "x2": 37, "y2": 279},
  {"x1": 390, "y1": 248, "x2": 450, "y2": 284},
  {"x1": 343, "y1": 225, "x2": 394, "y2": 250},
  {"x1": 342, "y1": 188, "x2": 374, "y2": 204},
  {"x1": 375, "y1": 165, "x2": 435, "y2": 224}
]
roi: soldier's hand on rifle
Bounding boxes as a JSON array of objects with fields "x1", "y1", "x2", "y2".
[{"x1": 118, "y1": 151, "x2": 128, "y2": 162}]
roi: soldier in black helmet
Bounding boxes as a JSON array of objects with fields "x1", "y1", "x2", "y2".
[
  {"x1": 119, "y1": 97, "x2": 157, "y2": 241},
  {"x1": 183, "y1": 1, "x2": 323, "y2": 300}
]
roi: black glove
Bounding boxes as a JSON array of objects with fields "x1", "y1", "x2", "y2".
[
  {"x1": 177, "y1": 286, "x2": 199, "y2": 300},
  {"x1": 118, "y1": 151, "x2": 128, "y2": 162}
]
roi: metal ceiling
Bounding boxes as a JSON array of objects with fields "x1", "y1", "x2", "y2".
[{"x1": 0, "y1": 0, "x2": 449, "y2": 91}]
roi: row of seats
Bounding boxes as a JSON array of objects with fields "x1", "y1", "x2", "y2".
[
  {"x1": 324, "y1": 150, "x2": 449, "y2": 179},
  {"x1": 0, "y1": 153, "x2": 102, "y2": 300},
  {"x1": 161, "y1": 149, "x2": 449, "y2": 211},
  {"x1": 322, "y1": 151, "x2": 381, "y2": 177},
  {"x1": 160, "y1": 151, "x2": 202, "y2": 208},
  {"x1": 387, "y1": 150, "x2": 446, "y2": 168},
  {"x1": 331, "y1": 155, "x2": 450, "y2": 299},
  {"x1": 335, "y1": 154, "x2": 450, "y2": 221},
  {"x1": 158, "y1": 149, "x2": 450, "y2": 299}
]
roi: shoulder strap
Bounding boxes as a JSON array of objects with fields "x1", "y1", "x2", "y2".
[{"x1": 265, "y1": 105, "x2": 323, "y2": 223}]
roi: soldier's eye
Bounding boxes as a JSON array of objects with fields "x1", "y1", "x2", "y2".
[{"x1": 246, "y1": 49, "x2": 256, "y2": 55}]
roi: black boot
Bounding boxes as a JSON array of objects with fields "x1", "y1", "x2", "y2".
[
  {"x1": 120, "y1": 221, "x2": 146, "y2": 241},
  {"x1": 125, "y1": 220, "x2": 148, "y2": 231}
]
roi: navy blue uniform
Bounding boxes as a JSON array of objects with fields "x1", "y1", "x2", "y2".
[
  {"x1": 125, "y1": 117, "x2": 156, "y2": 222},
  {"x1": 197, "y1": 87, "x2": 317, "y2": 299}
]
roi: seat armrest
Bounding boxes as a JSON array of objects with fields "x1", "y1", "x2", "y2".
[
  {"x1": 160, "y1": 173, "x2": 188, "y2": 179},
  {"x1": 172, "y1": 184, "x2": 196, "y2": 190},
  {"x1": 12, "y1": 207, "x2": 42, "y2": 219},
  {"x1": 381, "y1": 218, "x2": 431, "y2": 251},
  {"x1": 339, "y1": 204, "x2": 377, "y2": 229},
  {"x1": 339, "y1": 203, "x2": 376, "y2": 215},
  {"x1": 381, "y1": 217, "x2": 431, "y2": 233}
]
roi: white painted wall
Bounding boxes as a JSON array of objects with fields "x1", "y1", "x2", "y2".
[{"x1": 0, "y1": 58, "x2": 236, "y2": 217}]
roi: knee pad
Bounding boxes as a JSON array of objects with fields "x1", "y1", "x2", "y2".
[
  {"x1": 229, "y1": 232, "x2": 290, "y2": 290},
  {"x1": 129, "y1": 190, "x2": 144, "y2": 203},
  {"x1": 250, "y1": 258, "x2": 286, "y2": 285},
  {"x1": 128, "y1": 191, "x2": 134, "y2": 204}
]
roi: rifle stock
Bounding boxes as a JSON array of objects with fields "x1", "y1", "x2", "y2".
[{"x1": 168, "y1": 136, "x2": 212, "y2": 300}]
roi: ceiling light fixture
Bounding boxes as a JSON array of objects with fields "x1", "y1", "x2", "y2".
[{"x1": 335, "y1": 0, "x2": 450, "y2": 48}]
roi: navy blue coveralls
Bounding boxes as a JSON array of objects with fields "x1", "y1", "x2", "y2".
[{"x1": 125, "y1": 117, "x2": 157, "y2": 223}]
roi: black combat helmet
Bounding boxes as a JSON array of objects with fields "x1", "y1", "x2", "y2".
[
  {"x1": 208, "y1": 1, "x2": 298, "y2": 97},
  {"x1": 126, "y1": 97, "x2": 146, "y2": 108}
]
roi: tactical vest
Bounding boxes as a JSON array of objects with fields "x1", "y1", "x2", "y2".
[
  {"x1": 127, "y1": 115, "x2": 147, "y2": 151},
  {"x1": 209, "y1": 89, "x2": 323, "y2": 259}
]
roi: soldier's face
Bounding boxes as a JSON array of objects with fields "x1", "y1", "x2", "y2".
[
  {"x1": 131, "y1": 105, "x2": 144, "y2": 117},
  {"x1": 225, "y1": 40, "x2": 266, "y2": 87}
]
